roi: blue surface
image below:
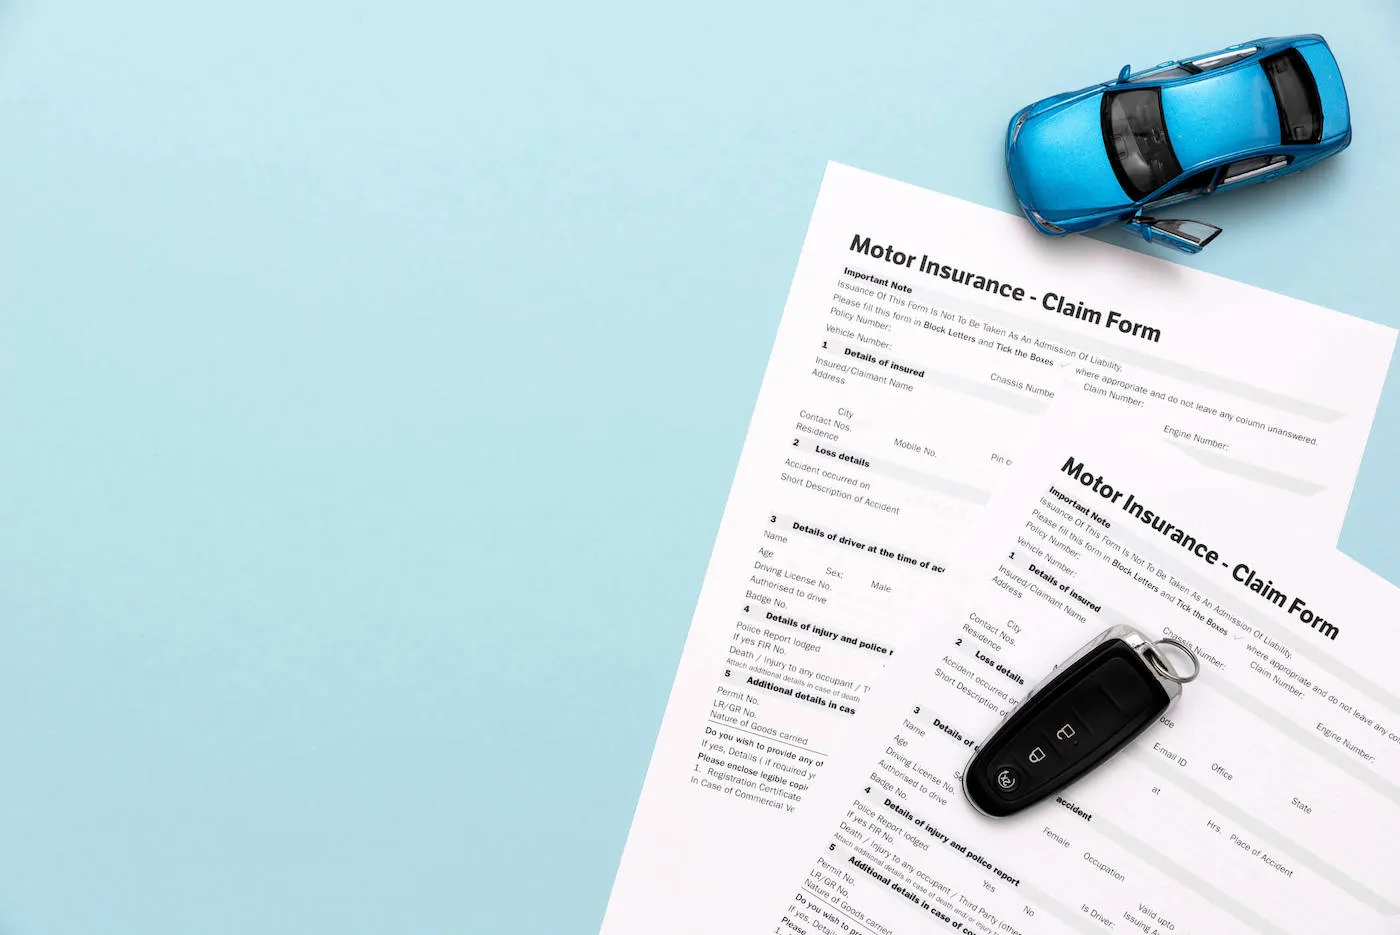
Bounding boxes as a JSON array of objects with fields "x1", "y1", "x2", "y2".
[{"x1": 1, "y1": 2, "x2": 1398, "y2": 933}]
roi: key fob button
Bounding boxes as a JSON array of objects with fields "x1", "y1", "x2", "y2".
[
  {"x1": 1068, "y1": 680, "x2": 1123, "y2": 736},
  {"x1": 1050, "y1": 714, "x2": 1085, "y2": 749},
  {"x1": 1018, "y1": 737, "x2": 1057, "y2": 774},
  {"x1": 993, "y1": 767, "x2": 1020, "y2": 794},
  {"x1": 1098, "y1": 656, "x2": 1156, "y2": 711}
]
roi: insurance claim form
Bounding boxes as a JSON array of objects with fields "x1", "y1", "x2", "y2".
[
  {"x1": 760, "y1": 406, "x2": 1400, "y2": 935},
  {"x1": 598, "y1": 163, "x2": 1396, "y2": 935}
]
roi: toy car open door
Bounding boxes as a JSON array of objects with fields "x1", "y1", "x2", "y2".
[{"x1": 1125, "y1": 217, "x2": 1223, "y2": 254}]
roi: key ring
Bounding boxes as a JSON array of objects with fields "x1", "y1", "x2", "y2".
[{"x1": 1145, "y1": 638, "x2": 1200, "y2": 683}]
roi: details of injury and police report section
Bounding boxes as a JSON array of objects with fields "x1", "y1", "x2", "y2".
[{"x1": 598, "y1": 162, "x2": 1395, "y2": 935}]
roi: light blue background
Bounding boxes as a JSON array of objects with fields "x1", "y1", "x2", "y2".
[{"x1": 1, "y1": 2, "x2": 1397, "y2": 932}]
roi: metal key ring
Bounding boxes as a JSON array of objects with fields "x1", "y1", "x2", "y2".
[{"x1": 1146, "y1": 638, "x2": 1200, "y2": 683}]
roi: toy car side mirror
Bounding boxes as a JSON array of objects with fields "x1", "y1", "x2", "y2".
[
  {"x1": 1124, "y1": 217, "x2": 1222, "y2": 254},
  {"x1": 1117, "y1": 64, "x2": 1131, "y2": 83}
]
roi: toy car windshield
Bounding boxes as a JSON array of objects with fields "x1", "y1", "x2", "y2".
[
  {"x1": 1102, "y1": 89, "x2": 1181, "y2": 200},
  {"x1": 1264, "y1": 49, "x2": 1322, "y2": 144}
]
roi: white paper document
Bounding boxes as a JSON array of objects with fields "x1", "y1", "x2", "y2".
[
  {"x1": 599, "y1": 163, "x2": 1396, "y2": 934},
  {"x1": 761, "y1": 407, "x2": 1400, "y2": 935}
]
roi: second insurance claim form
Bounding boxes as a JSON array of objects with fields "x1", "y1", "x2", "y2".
[
  {"x1": 760, "y1": 409, "x2": 1400, "y2": 935},
  {"x1": 599, "y1": 163, "x2": 1396, "y2": 934}
]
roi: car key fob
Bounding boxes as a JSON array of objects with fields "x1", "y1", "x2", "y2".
[{"x1": 963, "y1": 625, "x2": 1198, "y2": 818}]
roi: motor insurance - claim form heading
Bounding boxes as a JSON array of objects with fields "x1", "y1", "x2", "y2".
[{"x1": 598, "y1": 162, "x2": 1396, "y2": 935}]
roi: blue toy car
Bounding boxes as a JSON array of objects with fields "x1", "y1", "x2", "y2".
[{"x1": 1006, "y1": 35, "x2": 1350, "y2": 253}]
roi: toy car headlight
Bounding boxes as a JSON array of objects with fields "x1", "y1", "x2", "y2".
[
  {"x1": 1010, "y1": 109, "x2": 1030, "y2": 144},
  {"x1": 1028, "y1": 209, "x2": 1064, "y2": 233}
]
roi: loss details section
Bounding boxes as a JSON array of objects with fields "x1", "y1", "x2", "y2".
[
  {"x1": 598, "y1": 163, "x2": 1395, "y2": 935},
  {"x1": 764, "y1": 413, "x2": 1400, "y2": 935}
]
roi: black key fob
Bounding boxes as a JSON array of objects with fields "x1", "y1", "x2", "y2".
[{"x1": 963, "y1": 625, "x2": 1198, "y2": 818}]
